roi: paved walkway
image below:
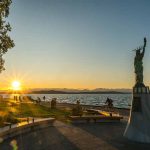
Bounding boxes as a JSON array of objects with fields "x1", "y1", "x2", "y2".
[{"x1": 0, "y1": 120, "x2": 150, "y2": 150}]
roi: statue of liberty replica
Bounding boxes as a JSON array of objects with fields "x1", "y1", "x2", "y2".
[
  {"x1": 134, "y1": 37, "x2": 147, "y2": 87},
  {"x1": 124, "y1": 37, "x2": 150, "y2": 143}
]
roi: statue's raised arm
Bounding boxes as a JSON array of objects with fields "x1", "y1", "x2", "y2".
[
  {"x1": 141, "y1": 37, "x2": 147, "y2": 57},
  {"x1": 144, "y1": 37, "x2": 147, "y2": 47}
]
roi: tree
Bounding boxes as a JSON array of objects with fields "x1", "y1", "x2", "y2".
[{"x1": 0, "y1": 0, "x2": 14, "y2": 73}]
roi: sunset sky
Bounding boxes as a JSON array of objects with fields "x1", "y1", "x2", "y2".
[{"x1": 1, "y1": 0, "x2": 150, "y2": 90}]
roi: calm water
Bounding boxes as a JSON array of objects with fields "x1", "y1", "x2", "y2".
[{"x1": 2, "y1": 94, "x2": 132, "y2": 109}]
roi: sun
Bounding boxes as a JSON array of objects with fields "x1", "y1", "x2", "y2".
[{"x1": 11, "y1": 81, "x2": 21, "y2": 90}]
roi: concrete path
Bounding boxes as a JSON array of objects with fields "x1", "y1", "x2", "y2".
[{"x1": 0, "y1": 120, "x2": 150, "y2": 150}]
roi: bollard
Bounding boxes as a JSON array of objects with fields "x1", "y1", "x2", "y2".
[
  {"x1": 27, "y1": 117, "x2": 29, "y2": 124},
  {"x1": 9, "y1": 124, "x2": 12, "y2": 129},
  {"x1": 110, "y1": 113, "x2": 112, "y2": 117},
  {"x1": 32, "y1": 118, "x2": 34, "y2": 123}
]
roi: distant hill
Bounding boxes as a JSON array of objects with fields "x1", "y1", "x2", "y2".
[
  {"x1": 27, "y1": 88, "x2": 131, "y2": 93},
  {"x1": 28, "y1": 90, "x2": 130, "y2": 94},
  {"x1": 0, "y1": 88, "x2": 132, "y2": 94}
]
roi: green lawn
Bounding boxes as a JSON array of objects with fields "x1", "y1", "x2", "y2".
[{"x1": 0, "y1": 99, "x2": 71, "y2": 127}]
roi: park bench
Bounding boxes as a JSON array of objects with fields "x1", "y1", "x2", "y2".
[
  {"x1": 69, "y1": 115, "x2": 123, "y2": 123},
  {"x1": 86, "y1": 109, "x2": 119, "y2": 117},
  {"x1": 69, "y1": 108, "x2": 123, "y2": 123}
]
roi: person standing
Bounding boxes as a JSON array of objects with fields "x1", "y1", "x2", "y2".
[{"x1": 43, "y1": 96, "x2": 46, "y2": 101}]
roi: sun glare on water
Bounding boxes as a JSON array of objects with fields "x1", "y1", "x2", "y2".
[{"x1": 12, "y1": 81, "x2": 21, "y2": 90}]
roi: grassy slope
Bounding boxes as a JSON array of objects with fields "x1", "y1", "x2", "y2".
[{"x1": 0, "y1": 99, "x2": 71, "y2": 127}]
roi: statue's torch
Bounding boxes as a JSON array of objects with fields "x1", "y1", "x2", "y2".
[{"x1": 144, "y1": 37, "x2": 147, "y2": 48}]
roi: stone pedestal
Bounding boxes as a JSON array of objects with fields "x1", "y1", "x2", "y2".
[{"x1": 124, "y1": 86, "x2": 150, "y2": 143}]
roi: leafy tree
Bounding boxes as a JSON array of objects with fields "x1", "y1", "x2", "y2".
[{"x1": 0, "y1": 0, "x2": 14, "y2": 73}]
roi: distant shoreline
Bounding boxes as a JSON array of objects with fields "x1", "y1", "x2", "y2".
[{"x1": 0, "y1": 90, "x2": 131, "y2": 94}]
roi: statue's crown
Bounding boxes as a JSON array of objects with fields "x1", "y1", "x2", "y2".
[{"x1": 133, "y1": 46, "x2": 143, "y2": 51}]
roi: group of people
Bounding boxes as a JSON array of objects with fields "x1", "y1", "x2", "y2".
[
  {"x1": 14, "y1": 95, "x2": 114, "y2": 109},
  {"x1": 35, "y1": 96, "x2": 57, "y2": 109},
  {"x1": 14, "y1": 95, "x2": 22, "y2": 101}
]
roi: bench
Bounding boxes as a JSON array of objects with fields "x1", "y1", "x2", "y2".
[
  {"x1": 86, "y1": 109, "x2": 119, "y2": 117},
  {"x1": 69, "y1": 115, "x2": 123, "y2": 123},
  {"x1": 86, "y1": 109, "x2": 103, "y2": 115}
]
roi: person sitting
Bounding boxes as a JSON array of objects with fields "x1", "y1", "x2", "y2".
[
  {"x1": 51, "y1": 98, "x2": 57, "y2": 109},
  {"x1": 72, "y1": 100, "x2": 83, "y2": 116},
  {"x1": 37, "y1": 97, "x2": 41, "y2": 104}
]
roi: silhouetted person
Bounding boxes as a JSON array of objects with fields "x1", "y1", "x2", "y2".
[
  {"x1": 43, "y1": 96, "x2": 46, "y2": 101},
  {"x1": 77, "y1": 100, "x2": 80, "y2": 105},
  {"x1": 37, "y1": 97, "x2": 41, "y2": 104},
  {"x1": 105, "y1": 97, "x2": 113, "y2": 108},
  {"x1": 19, "y1": 96, "x2": 21, "y2": 102},
  {"x1": 51, "y1": 98, "x2": 57, "y2": 109},
  {"x1": 0, "y1": 95, "x2": 3, "y2": 100}
]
